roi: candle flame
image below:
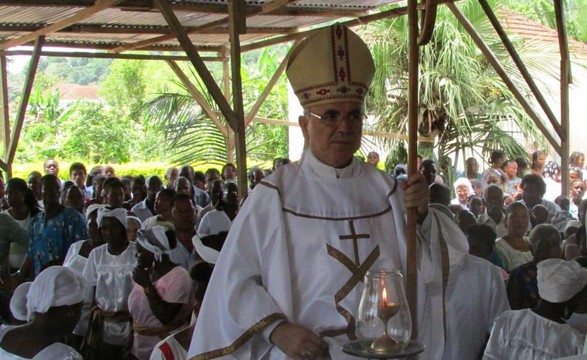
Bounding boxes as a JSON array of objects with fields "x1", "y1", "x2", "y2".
[{"x1": 382, "y1": 288, "x2": 387, "y2": 306}]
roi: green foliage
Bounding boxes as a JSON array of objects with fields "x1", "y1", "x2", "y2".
[
  {"x1": 60, "y1": 101, "x2": 132, "y2": 163},
  {"x1": 367, "y1": 0, "x2": 548, "y2": 170},
  {"x1": 38, "y1": 57, "x2": 112, "y2": 85},
  {"x1": 99, "y1": 60, "x2": 146, "y2": 115}
]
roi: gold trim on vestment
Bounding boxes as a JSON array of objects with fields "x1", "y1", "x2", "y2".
[
  {"x1": 190, "y1": 313, "x2": 286, "y2": 360},
  {"x1": 282, "y1": 206, "x2": 392, "y2": 221},
  {"x1": 329, "y1": 245, "x2": 380, "y2": 340}
]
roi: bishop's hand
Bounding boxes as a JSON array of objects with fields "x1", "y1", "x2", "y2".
[
  {"x1": 400, "y1": 173, "x2": 429, "y2": 221},
  {"x1": 270, "y1": 322, "x2": 329, "y2": 360}
]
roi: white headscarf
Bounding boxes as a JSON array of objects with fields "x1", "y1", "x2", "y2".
[
  {"x1": 537, "y1": 258, "x2": 587, "y2": 303},
  {"x1": 137, "y1": 225, "x2": 172, "y2": 261},
  {"x1": 127, "y1": 215, "x2": 143, "y2": 229},
  {"x1": 10, "y1": 282, "x2": 32, "y2": 322},
  {"x1": 85, "y1": 203, "x2": 104, "y2": 221},
  {"x1": 26, "y1": 266, "x2": 86, "y2": 321},
  {"x1": 97, "y1": 207, "x2": 127, "y2": 229},
  {"x1": 453, "y1": 177, "x2": 474, "y2": 195}
]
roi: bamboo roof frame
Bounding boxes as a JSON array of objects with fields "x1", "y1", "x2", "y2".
[{"x1": 0, "y1": 0, "x2": 573, "y2": 348}]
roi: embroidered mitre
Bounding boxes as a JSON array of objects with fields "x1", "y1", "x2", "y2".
[{"x1": 286, "y1": 24, "x2": 375, "y2": 107}]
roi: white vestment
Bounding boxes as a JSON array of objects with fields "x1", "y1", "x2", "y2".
[
  {"x1": 188, "y1": 152, "x2": 469, "y2": 360},
  {"x1": 483, "y1": 309, "x2": 585, "y2": 359},
  {"x1": 443, "y1": 254, "x2": 510, "y2": 359}
]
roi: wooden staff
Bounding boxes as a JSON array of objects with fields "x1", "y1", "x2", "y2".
[{"x1": 406, "y1": 0, "x2": 419, "y2": 340}]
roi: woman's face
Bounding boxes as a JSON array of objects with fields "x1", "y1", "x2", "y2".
[
  {"x1": 126, "y1": 220, "x2": 140, "y2": 242},
  {"x1": 64, "y1": 186, "x2": 84, "y2": 212},
  {"x1": 100, "y1": 217, "x2": 126, "y2": 245},
  {"x1": 507, "y1": 207, "x2": 529, "y2": 236},
  {"x1": 154, "y1": 193, "x2": 171, "y2": 215},
  {"x1": 88, "y1": 214, "x2": 102, "y2": 244},
  {"x1": 223, "y1": 166, "x2": 236, "y2": 180},
  {"x1": 456, "y1": 185, "x2": 470, "y2": 203},
  {"x1": 6, "y1": 185, "x2": 24, "y2": 208}
]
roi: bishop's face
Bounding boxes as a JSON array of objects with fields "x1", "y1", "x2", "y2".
[{"x1": 300, "y1": 102, "x2": 363, "y2": 169}]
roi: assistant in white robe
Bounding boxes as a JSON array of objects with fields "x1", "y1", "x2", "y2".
[{"x1": 188, "y1": 152, "x2": 469, "y2": 360}]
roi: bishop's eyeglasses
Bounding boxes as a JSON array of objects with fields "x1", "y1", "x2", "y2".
[{"x1": 307, "y1": 110, "x2": 367, "y2": 128}]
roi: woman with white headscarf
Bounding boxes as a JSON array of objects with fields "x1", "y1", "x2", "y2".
[
  {"x1": 451, "y1": 177, "x2": 474, "y2": 210},
  {"x1": 483, "y1": 258, "x2": 587, "y2": 359},
  {"x1": 0, "y1": 266, "x2": 85, "y2": 359},
  {"x1": 82, "y1": 206, "x2": 136, "y2": 359},
  {"x1": 62, "y1": 203, "x2": 105, "y2": 348},
  {"x1": 128, "y1": 226, "x2": 194, "y2": 360}
]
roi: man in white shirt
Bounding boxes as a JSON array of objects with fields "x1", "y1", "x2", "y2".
[{"x1": 478, "y1": 184, "x2": 508, "y2": 238}]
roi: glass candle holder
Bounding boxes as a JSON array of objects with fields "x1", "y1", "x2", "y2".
[{"x1": 356, "y1": 269, "x2": 412, "y2": 354}]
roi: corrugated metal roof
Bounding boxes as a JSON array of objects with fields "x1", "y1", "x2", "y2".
[{"x1": 0, "y1": 0, "x2": 403, "y2": 53}]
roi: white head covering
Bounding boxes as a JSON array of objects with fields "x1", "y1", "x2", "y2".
[
  {"x1": 193, "y1": 234, "x2": 219, "y2": 264},
  {"x1": 137, "y1": 225, "x2": 172, "y2": 261},
  {"x1": 26, "y1": 266, "x2": 86, "y2": 321},
  {"x1": 537, "y1": 258, "x2": 587, "y2": 303},
  {"x1": 10, "y1": 282, "x2": 32, "y2": 322},
  {"x1": 127, "y1": 215, "x2": 143, "y2": 229},
  {"x1": 97, "y1": 207, "x2": 127, "y2": 229},
  {"x1": 85, "y1": 203, "x2": 104, "y2": 221},
  {"x1": 453, "y1": 177, "x2": 474, "y2": 195}
]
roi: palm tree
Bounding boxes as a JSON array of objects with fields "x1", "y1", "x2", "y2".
[
  {"x1": 138, "y1": 47, "x2": 290, "y2": 167},
  {"x1": 366, "y1": 0, "x2": 559, "y2": 171}
]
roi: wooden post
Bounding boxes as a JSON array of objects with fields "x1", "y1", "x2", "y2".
[
  {"x1": 228, "y1": 0, "x2": 248, "y2": 199},
  {"x1": 7, "y1": 36, "x2": 44, "y2": 173},
  {"x1": 554, "y1": 0, "x2": 570, "y2": 197},
  {"x1": 406, "y1": 0, "x2": 419, "y2": 340},
  {"x1": 0, "y1": 54, "x2": 9, "y2": 161}
]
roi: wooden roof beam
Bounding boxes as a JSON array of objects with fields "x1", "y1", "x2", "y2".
[
  {"x1": 108, "y1": 17, "x2": 228, "y2": 53},
  {"x1": 154, "y1": 0, "x2": 237, "y2": 130},
  {"x1": 478, "y1": 0, "x2": 564, "y2": 140},
  {"x1": 0, "y1": 0, "x2": 369, "y2": 17},
  {"x1": 0, "y1": 23, "x2": 298, "y2": 35},
  {"x1": 1, "y1": 49, "x2": 222, "y2": 61},
  {"x1": 0, "y1": 0, "x2": 124, "y2": 50}
]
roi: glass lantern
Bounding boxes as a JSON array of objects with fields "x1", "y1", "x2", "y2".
[{"x1": 356, "y1": 268, "x2": 412, "y2": 354}]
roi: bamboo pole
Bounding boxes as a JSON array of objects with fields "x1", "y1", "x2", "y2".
[{"x1": 406, "y1": 0, "x2": 419, "y2": 341}]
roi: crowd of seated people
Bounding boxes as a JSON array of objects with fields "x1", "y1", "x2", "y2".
[
  {"x1": 0, "y1": 148, "x2": 586, "y2": 359},
  {"x1": 0, "y1": 158, "x2": 281, "y2": 359}
]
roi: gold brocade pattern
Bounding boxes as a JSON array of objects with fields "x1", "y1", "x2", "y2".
[{"x1": 190, "y1": 313, "x2": 286, "y2": 360}]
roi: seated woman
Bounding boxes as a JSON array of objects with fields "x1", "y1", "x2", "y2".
[
  {"x1": 62, "y1": 204, "x2": 105, "y2": 345},
  {"x1": 495, "y1": 202, "x2": 532, "y2": 272},
  {"x1": 128, "y1": 226, "x2": 194, "y2": 360},
  {"x1": 149, "y1": 233, "x2": 225, "y2": 360},
  {"x1": 0, "y1": 266, "x2": 86, "y2": 359},
  {"x1": 483, "y1": 258, "x2": 587, "y2": 359}
]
